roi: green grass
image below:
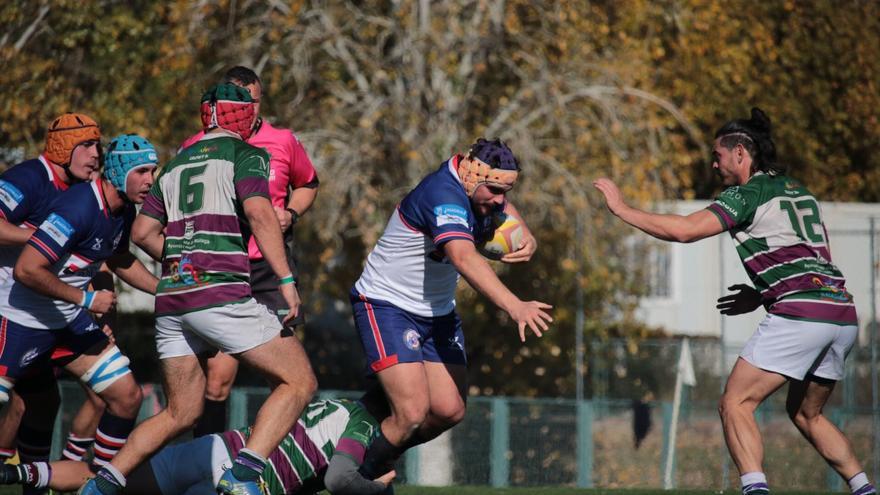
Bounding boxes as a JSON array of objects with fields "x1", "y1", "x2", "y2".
[
  {"x1": 0, "y1": 486, "x2": 843, "y2": 494},
  {"x1": 394, "y1": 489, "x2": 838, "y2": 495}
]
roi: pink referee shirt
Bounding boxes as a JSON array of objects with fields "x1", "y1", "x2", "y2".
[{"x1": 180, "y1": 120, "x2": 318, "y2": 260}]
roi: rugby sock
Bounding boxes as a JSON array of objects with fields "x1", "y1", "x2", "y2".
[
  {"x1": 1, "y1": 462, "x2": 51, "y2": 488},
  {"x1": 16, "y1": 424, "x2": 51, "y2": 465},
  {"x1": 92, "y1": 412, "x2": 135, "y2": 468},
  {"x1": 193, "y1": 398, "x2": 228, "y2": 437},
  {"x1": 359, "y1": 430, "x2": 405, "y2": 478},
  {"x1": 62, "y1": 434, "x2": 95, "y2": 461},
  {"x1": 849, "y1": 472, "x2": 877, "y2": 494},
  {"x1": 741, "y1": 472, "x2": 769, "y2": 494},
  {"x1": 231, "y1": 448, "x2": 267, "y2": 482},
  {"x1": 93, "y1": 464, "x2": 126, "y2": 495}
]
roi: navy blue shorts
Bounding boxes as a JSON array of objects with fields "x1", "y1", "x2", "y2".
[
  {"x1": 0, "y1": 311, "x2": 107, "y2": 381},
  {"x1": 350, "y1": 289, "x2": 466, "y2": 374}
]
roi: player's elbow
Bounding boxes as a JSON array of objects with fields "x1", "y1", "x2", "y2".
[{"x1": 12, "y1": 260, "x2": 36, "y2": 287}]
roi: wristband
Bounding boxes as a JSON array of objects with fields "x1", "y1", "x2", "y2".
[
  {"x1": 80, "y1": 291, "x2": 96, "y2": 310},
  {"x1": 278, "y1": 275, "x2": 296, "y2": 286},
  {"x1": 285, "y1": 208, "x2": 300, "y2": 226}
]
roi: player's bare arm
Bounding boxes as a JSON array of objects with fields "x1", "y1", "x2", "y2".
[
  {"x1": 593, "y1": 177, "x2": 724, "y2": 243},
  {"x1": 500, "y1": 201, "x2": 537, "y2": 263},
  {"x1": 131, "y1": 213, "x2": 166, "y2": 261},
  {"x1": 105, "y1": 251, "x2": 159, "y2": 294},
  {"x1": 243, "y1": 195, "x2": 301, "y2": 322},
  {"x1": 0, "y1": 220, "x2": 35, "y2": 246},
  {"x1": 444, "y1": 238, "x2": 552, "y2": 342},
  {"x1": 13, "y1": 245, "x2": 115, "y2": 314}
]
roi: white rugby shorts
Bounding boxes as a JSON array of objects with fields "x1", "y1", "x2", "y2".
[
  {"x1": 155, "y1": 298, "x2": 282, "y2": 359},
  {"x1": 740, "y1": 313, "x2": 857, "y2": 381}
]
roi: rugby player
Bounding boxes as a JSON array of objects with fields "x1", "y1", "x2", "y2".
[{"x1": 594, "y1": 107, "x2": 876, "y2": 495}]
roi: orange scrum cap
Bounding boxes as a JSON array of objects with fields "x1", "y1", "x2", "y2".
[
  {"x1": 457, "y1": 138, "x2": 520, "y2": 197},
  {"x1": 44, "y1": 113, "x2": 101, "y2": 166}
]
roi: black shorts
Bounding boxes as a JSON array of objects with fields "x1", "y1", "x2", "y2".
[{"x1": 249, "y1": 258, "x2": 305, "y2": 329}]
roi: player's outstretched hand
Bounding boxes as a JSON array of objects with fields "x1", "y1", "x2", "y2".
[
  {"x1": 279, "y1": 283, "x2": 302, "y2": 325},
  {"x1": 91, "y1": 290, "x2": 117, "y2": 314},
  {"x1": 501, "y1": 230, "x2": 537, "y2": 264},
  {"x1": 509, "y1": 300, "x2": 554, "y2": 342},
  {"x1": 716, "y1": 284, "x2": 762, "y2": 316},
  {"x1": 593, "y1": 178, "x2": 627, "y2": 216},
  {"x1": 375, "y1": 470, "x2": 397, "y2": 487}
]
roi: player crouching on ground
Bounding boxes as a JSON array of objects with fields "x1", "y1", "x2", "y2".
[{"x1": 0, "y1": 398, "x2": 395, "y2": 495}]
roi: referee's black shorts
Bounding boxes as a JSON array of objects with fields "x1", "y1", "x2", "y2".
[{"x1": 249, "y1": 256, "x2": 305, "y2": 330}]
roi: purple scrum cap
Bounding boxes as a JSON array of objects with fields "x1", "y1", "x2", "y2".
[{"x1": 468, "y1": 138, "x2": 520, "y2": 171}]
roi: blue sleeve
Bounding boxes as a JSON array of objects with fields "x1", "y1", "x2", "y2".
[
  {"x1": 0, "y1": 165, "x2": 41, "y2": 226},
  {"x1": 27, "y1": 198, "x2": 88, "y2": 263},
  {"x1": 115, "y1": 205, "x2": 136, "y2": 254},
  {"x1": 399, "y1": 186, "x2": 474, "y2": 247}
]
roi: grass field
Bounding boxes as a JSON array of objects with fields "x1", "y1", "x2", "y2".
[{"x1": 0, "y1": 487, "x2": 843, "y2": 495}]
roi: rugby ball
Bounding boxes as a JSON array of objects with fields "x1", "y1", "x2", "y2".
[{"x1": 478, "y1": 213, "x2": 524, "y2": 260}]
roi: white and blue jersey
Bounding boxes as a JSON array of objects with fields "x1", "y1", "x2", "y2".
[
  {"x1": 354, "y1": 156, "x2": 497, "y2": 317},
  {"x1": 351, "y1": 156, "x2": 498, "y2": 373},
  {"x1": 0, "y1": 181, "x2": 133, "y2": 329},
  {"x1": 0, "y1": 156, "x2": 70, "y2": 283}
]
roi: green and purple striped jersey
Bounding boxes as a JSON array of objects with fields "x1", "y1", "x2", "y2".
[
  {"x1": 707, "y1": 172, "x2": 856, "y2": 325},
  {"x1": 141, "y1": 132, "x2": 271, "y2": 315},
  {"x1": 220, "y1": 399, "x2": 378, "y2": 495}
]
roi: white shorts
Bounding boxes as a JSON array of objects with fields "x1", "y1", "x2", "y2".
[
  {"x1": 150, "y1": 434, "x2": 231, "y2": 495},
  {"x1": 740, "y1": 313, "x2": 857, "y2": 381},
  {"x1": 155, "y1": 298, "x2": 282, "y2": 359}
]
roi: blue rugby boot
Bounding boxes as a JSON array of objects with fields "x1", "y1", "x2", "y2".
[{"x1": 216, "y1": 469, "x2": 265, "y2": 495}]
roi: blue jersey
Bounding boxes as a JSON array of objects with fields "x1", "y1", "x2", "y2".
[
  {"x1": 0, "y1": 156, "x2": 70, "y2": 282},
  {"x1": 0, "y1": 181, "x2": 133, "y2": 329},
  {"x1": 354, "y1": 156, "x2": 498, "y2": 317}
]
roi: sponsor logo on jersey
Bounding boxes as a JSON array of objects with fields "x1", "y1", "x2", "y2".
[
  {"x1": 19, "y1": 347, "x2": 40, "y2": 368},
  {"x1": 720, "y1": 187, "x2": 748, "y2": 206},
  {"x1": 716, "y1": 200, "x2": 739, "y2": 217},
  {"x1": 92, "y1": 237, "x2": 103, "y2": 251},
  {"x1": 41, "y1": 213, "x2": 75, "y2": 246},
  {"x1": 246, "y1": 155, "x2": 270, "y2": 177},
  {"x1": 434, "y1": 204, "x2": 468, "y2": 227},
  {"x1": 448, "y1": 335, "x2": 464, "y2": 351},
  {"x1": 112, "y1": 231, "x2": 123, "y2": 250},
  {"x1": 0, "y1": 180, "x2": 24, "y2": 211},
  {"x1": 403, "y1": 329, "x2": 421, "y2": 350}
]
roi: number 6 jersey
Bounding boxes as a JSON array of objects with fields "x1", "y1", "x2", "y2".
[
  {"x1": 140, "y1": 131, "x2": 271, "y2": 316},
  {"x1": 707, "y1": 172, "x2": 857, "y2": 325}
]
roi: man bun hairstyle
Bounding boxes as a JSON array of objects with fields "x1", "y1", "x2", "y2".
[{"x1": 715, "y1": 107, "x2": 785, "y2": 175}]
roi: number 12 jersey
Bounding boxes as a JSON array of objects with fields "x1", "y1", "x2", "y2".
[{"x1": 707, "y1": 172, "x2": 857, "y2": 325}]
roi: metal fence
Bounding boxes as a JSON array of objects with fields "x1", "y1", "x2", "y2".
[{"x1": 50, "y1": 364, "x2": 876, "y2": 492}]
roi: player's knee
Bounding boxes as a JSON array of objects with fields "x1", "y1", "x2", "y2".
[
  {"x1": 166, "y1": 398, "x2": 205, "y2": 430},
  {"x1": 103, "y1": 378, "x2": 143, "y2": 418},
  {"x1": 787, "y1": 406, "x2": 818, "y2": 431},
  {"x1": 393, "y1": 402, "x2": 429, "y2": 431},
  {"x1": 431, "y1": 401, "x2": 466, "y2": 427},
  {"x1": 204, "y1": 379, "x2": 234, "y2": 401}
]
